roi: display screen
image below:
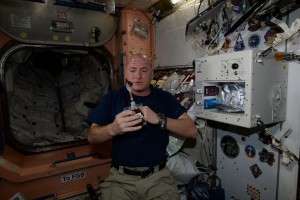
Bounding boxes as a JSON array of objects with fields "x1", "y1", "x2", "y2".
[{"x1": 50, "y1": 20, "x2": 74, "y2": 32}]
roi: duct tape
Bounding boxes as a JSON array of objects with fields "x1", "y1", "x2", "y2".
[{"x1": 271, "y1": 18, "x2": 300, "y2": 46}]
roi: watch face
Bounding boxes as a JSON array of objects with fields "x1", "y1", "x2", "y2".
[
  {"x1": 158, "y1": 113, "x2": 167, "y2": 130},
  {"x1": 159, "y1": 118, "x2": 165, "y2": 128}
]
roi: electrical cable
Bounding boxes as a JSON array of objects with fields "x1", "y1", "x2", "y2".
[
  {"x1": 256, "y1": 119, "x2": 299, "y2": 164},
  {"x1": 206, "y1": 22, "x2": 223, "y2": 54},
  {"x1": 197, "y1": 0, "x2": 204, "y2": 14}
]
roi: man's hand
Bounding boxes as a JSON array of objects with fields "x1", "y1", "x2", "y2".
[
  {"x1": 139, "y1": 106, "x2": 160, "y2": 125},
  {"x1": 111, "y1": 110, "x2": 143, "y2": 135}
]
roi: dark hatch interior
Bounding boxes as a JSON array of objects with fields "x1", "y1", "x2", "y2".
[{"x1": 1, "y1": 44, "x2": 112, "y2": 153}]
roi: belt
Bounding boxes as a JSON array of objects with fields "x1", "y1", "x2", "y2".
[{"x1": 112, "y1": 161, "x2": 166, "y2": 179}]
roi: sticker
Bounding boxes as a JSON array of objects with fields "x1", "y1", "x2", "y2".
[
  {"x1": 247, "y1": 185, "x2": 261, "y2": 200},
  {"x1": 234, "y1": 33, "x2": 245, "y2": 51},
  {"x1": 245, "y1": 145, "x2": 256, "y2": 158},
  {"x1": 248, "y1": 17, "x2": 262, "y2": 32},
  {"x1": 248, "y1": 34, "x2": 260, "y2": 48},
  {"x1": 61, "y1": 171, "x2": 86, "y2": 183},
  {"x1": 264, "y1": 29, "x2": 277, "y2": 46},
  {"x1": 258, "y1": 148, "x2": 275, "y2": 166},
  {"x1": 221, "y1": 37, "x2": 231, "y2": 52},
  {"x1": 250, "y1": 164, "x2": 262, "y2": 178}
]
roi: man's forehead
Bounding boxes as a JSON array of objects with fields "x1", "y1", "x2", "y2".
[
  {"x1": 127, "y1": 54, "x2": 150, "y2": 66},
  {"x1": 127, "y1": 61, "x2": 150, "y2": 68}
]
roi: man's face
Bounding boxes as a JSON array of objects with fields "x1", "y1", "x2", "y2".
[{"x1": 125, "y1": 54, "x2": 153, "y2": 95}]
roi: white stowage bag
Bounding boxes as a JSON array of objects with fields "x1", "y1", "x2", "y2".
[
  {"x1": 166, "y1": 152, "x2": 199, "y2": 184},
  {"x1": 166, "y1": 103, "x2": 196, "y2": 156},
  {"x1": 167, "y1": 133, "x2": 186, "y2": 157}
]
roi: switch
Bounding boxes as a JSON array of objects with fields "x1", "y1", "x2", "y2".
[
  {"x1": 196, "y1": 101, "x2": 203, "y2": 106},
  {"x1": 92, "y1": 27, "x2": 101, "y2": 42},
  {"x1": 232, "y1": 63, "x2": 239, "y2": 69},
  {"x1": 196, "y1": 89, "x2": 203, "y2": 94}
]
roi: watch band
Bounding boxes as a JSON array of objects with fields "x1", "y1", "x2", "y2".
[{"x1": 157, "y1": 113, "x2": 167, "y2": 130}]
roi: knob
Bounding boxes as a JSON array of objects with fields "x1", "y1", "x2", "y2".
[{"x1": 232, "y1": 63, "x2": 239, "y2": 69}]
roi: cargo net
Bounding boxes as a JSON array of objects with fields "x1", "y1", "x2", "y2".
[{"x1": 6, "y1": 50, "x2": 110, "y2": 147}]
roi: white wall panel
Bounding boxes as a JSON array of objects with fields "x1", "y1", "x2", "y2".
[
  {"x1": 155, "y1": 2, "x2": 300, "y2": 200},
  {"x1": 217, "y1": 127, "x2": 280, "y2": 200},
  {"x1": 155, "y1": 2, "x2": 208, "y2": 67}
]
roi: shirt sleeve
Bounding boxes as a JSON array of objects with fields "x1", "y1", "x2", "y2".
[{"x1": 162, "y1": 90, "x2": 186, "y2": 119}]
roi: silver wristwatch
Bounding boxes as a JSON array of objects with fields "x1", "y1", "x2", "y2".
[{"x1": 157, "y1": 113, "x2": 167, "y2": 130}]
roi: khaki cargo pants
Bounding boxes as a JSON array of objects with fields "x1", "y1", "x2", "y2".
[{"x1": 100, "y1": 166, "x2": 180, "y2": 200}]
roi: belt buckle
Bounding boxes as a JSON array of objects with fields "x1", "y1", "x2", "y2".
[{"x1": 141, "y1": 168, "x2": 153, "y2": 178}]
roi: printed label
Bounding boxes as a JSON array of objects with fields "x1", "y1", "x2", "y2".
[
  {"x1": 11, "y1": 14, "x2": 31, "y2": 28},
  {"x1": 61, "y1": 171, "x2": 86, "y2": 183}
]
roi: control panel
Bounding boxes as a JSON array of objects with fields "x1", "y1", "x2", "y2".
[
  {"x1": 194, "y1": 49, "x2": 288, "y2": 128},
  {"x1": 0, "y1": 0, "x2": 118, "y2": 46}
]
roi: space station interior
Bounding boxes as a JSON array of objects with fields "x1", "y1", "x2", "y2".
[{"x1": 0, "y1": 0, "x2": 300, "y2": 200}]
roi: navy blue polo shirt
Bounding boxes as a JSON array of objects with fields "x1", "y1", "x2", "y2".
[{"x1": 87, "y1": 86, "x2": 186, "y2": 167}]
